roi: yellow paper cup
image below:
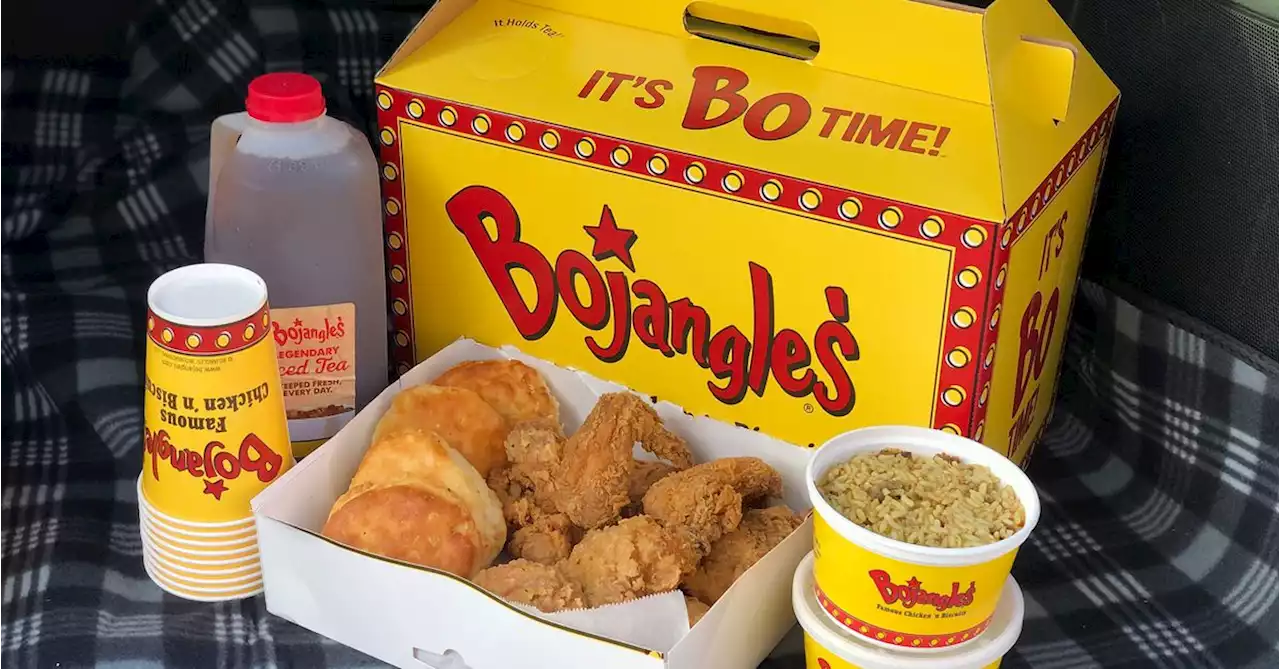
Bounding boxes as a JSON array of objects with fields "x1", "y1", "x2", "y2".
[
  {"x1": 142, "y1": 538, "x2": 259, "y2": 571},
  {"x1": 145, "y1": 551, "x2": 260, "y2": 584},
  {"x1": 143, "y1": 559, "x2": 263, "y2": 602},
  {"x1": 142, "y1": 527, "x2": 259, "y2": 561},
  {"x1": 141, "y1": 264, "x2": 294, "y2": 524},
  {"x1": 143, "y1": 536, "x2": 259, "y2": 567},
  {"x1": 805, "y1": 426, "x2": 1039, "y2": 651},
  {"x1": 142, "y1": 514, "x2": 255, "y2": 546},
  {"x1": 794, "y1": 552, "x2": 1024, "y2": 669},
  {"x1": 138, "y1": 476, "x2": 257, "y2": 534},
  {"x1": 144, "y1": 548, "x2": 260, "y2": 581},
  {"x1": 139, "y1": 499, "x2": 258, "y2": 551}
]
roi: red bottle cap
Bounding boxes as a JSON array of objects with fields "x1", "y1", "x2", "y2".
[{"x1": 245, "y1": 73, "x2": 325, "y2": 123}]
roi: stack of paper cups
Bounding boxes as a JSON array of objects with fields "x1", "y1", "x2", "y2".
[
  {"x1": 138, "y1": 476, "x2": 264, "y2": 600},
  {"x1": 140, "y1": 263, "x2": 294, "y2": 601}
]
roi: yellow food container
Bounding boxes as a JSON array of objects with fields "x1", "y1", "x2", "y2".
[
  {"x1": 794, "y1": 552, "x2": 1024, "y2": 669},
  {"x1": 805, "y1": 426, "x2": 1039, "y2": 651}
]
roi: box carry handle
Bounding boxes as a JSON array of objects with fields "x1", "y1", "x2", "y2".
[
  {"x1": 413, "y1": 647, "x2": 472, "y2": 669},
  {"x1": 526, "y1": 0, "x2": 993, "y2": 103}
]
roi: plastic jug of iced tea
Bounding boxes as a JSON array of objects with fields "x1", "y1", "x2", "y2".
[{"x1": 204, "y1": 72, "x2": 387, "y2": 458}]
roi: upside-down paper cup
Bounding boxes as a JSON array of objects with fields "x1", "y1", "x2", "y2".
[
  {"x1": 794, "y1": 552, "x2": 1025, "y2": 669},
  {"x1": 805, "y1": 426, "x2": 1039, "y2": 651},
  {"x1": 141, "y1": 263, "x2": 294, "y2": 526}
]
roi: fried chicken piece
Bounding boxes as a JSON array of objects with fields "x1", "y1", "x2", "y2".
[
  {"x1": 685, "y1": 596, "x2": 710, "y2": 627},
  {"x1": 555, "y1": 393, "x2": 694, "y2": 529},
  {"x1": 642, "y1": 457, "x2": 783, "y2": 557},
  {"x1": 622, "y1": 460, "x2": 679, "y2": 517},
  {"x1": 683, "y1": 506, "x2": 804, "y2": 605},
  {"x1": 473, "y1": 559, "x2": 586, "y2": 613},
  {"x1": 488, "y1": 466, "x2": 552, "y2": 529},
  {"x1": 629, "y1": 461, "x2": 679, "y2": 504},
  {"x1": 509, "y1": 513, "x2": 577, "y2": 565},
  {"x1": 562, "y1": 516, "x2": 699, "y2": 607},
  {"x1": 487, "y1": 422, "x2": 566, "y2": 529}
]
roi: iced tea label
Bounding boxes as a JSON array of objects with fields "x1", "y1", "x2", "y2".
[{"x1": 272, "y1": 303, "x2": 356, "y2": 452}]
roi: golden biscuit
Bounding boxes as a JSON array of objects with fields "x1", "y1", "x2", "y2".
[
  {"x1": 373, "y1": 384, "x2": 508, "y2": 477},
  {"x1": 325, "y1": 429, "x2": 506, "y2": 575},
  {"x1": 432, "y1": 360, "x2": 560, "y2": 430},
  {"x1": 322, "y1": 483, "x2": 480, "y2": 577}
]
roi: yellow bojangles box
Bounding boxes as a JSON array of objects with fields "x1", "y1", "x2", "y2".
[{"x1": 374, "y1": 0, "x2": 1119, "y2": 465}]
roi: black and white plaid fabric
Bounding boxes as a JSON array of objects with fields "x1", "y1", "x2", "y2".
[{"x1": 3, "y1": 0, "x2": 1276, "y2": 667}]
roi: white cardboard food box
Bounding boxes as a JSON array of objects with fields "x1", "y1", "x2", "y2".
[{"x1": 252, "y1": 339, "x2": 814, "y2": 669}]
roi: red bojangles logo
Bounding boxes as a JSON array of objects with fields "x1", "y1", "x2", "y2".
[
  {"x1": 143, "y1": 427, "x2": 285, "y2": 500},
  {"x1": 273, "y1": 316, "x2": 346, "y2": 347},
  {"x1": 868, "y1": 570, "x2": 976, "y2": 611},
  {"x1": 444, "y1": 185, "x2": 861, "y2": 415}
]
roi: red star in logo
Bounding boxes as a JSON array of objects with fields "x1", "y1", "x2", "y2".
[
  {"x1": 583, "y1": 205, "x2": 637, "y2": 271},
  {"x1": 202, "y1": 479, "x2": 228, "y2": 500}
]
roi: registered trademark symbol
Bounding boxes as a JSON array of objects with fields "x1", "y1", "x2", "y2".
[{"x1": 804, "y1": 403, "x2": 814, "y2": 414}]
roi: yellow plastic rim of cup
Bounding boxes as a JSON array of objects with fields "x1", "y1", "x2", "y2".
[
  {"x1": 137, "y1": 476, "x2": 257, "y2": 532},
  {"x1": 142, "y1": 544, "x2": 260, "y2": 577},
  {"x1": 793, "y1": 552, "x2": 1025, "y2": 669}
]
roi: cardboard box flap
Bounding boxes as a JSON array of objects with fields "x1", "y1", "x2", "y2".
[
  {"x1": 377, "y1": 0, "x2": 1008, "y2": 222},
  {"x1": 983, "y1": 0, "x2": 1121, "y2": 222},
  {"x1": 514, "y1": 0, "x2": 993, "y2": 105},
  {"x1": 376, "y1": 0, "x2": 476, "y2": 78}
]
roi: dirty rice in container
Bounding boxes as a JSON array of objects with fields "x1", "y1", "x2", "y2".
[{"x1": 817, "y1": 448, "x2": 1025, "y2": 548}]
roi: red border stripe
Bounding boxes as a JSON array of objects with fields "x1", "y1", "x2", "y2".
[
  {"x1": 815, "y1": 584, "x2": 993, "y2": 649},
  {"x1": 146, "y1": 304, "x2": 271, "y2": 356}
]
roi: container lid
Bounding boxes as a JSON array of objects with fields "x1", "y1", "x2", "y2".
[
  {"x1": 246, "y1": 73, "x2": 325, "y2": 123},
  {"x1": 793, "y1": 552, "x2": 1024, "y2": 669}
]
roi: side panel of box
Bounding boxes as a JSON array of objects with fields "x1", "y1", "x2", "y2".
[{"x1": 985, "y1": 101, "x2": 1118, "y2": 465}]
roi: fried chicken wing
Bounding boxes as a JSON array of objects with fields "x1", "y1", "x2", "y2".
[
  {"x1": 555, "y1": 393, "x2": 694, "y2": 529},
  {"x1": 562, "y1": 515, "x2": 699, "y2": 607},
  {"x1": 622, "y1": 460, "x2": 679, "y2": 517},
  {"x1": 642, "y1": 457, "x2": 783, "y2": 556},
  {"x1": 473, "y1": 559, "x2": 586, "y2": 612},
  {"x1": 629, "y1": 461, "x2": 679, "y2": 503},
  {"x1": 683, "y1": 506, "x2": 804, "y2": 605}
]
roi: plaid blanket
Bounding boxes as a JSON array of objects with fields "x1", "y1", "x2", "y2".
[{"x1": 3, "y1": 0, "x2": 1277, "y2": 667}]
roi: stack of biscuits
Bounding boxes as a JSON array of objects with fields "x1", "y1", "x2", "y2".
[{"x1": 322, "y1": 360, "x2": 560, "y2": 578}]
